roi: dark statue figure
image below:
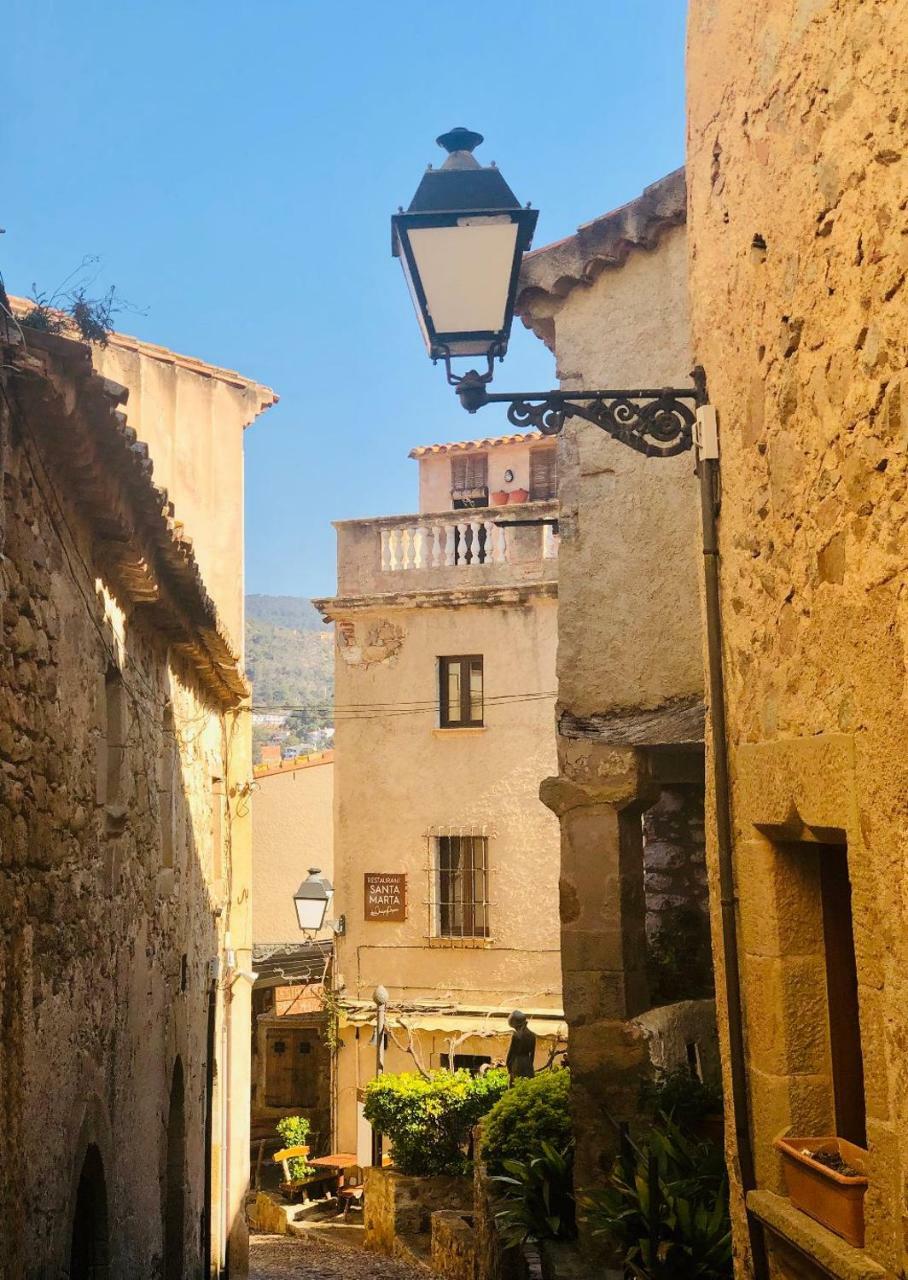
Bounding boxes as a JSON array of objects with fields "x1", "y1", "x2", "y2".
[{"x1": 506, "y1": 1009, "x2": 536, "y2": 1082}]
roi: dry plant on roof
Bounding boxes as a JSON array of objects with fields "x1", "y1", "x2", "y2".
[{"x1": 20, "y1": 256, "x2": 144, "y2": 347}]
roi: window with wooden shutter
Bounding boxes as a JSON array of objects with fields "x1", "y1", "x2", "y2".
[
  {"x1": 529, "y1": 448, "x2": 558, "y2": 501},
  {"x1": 264, "y1": 1028, "x2": 320, "y2": 1108},
  {"x1": 451, "y1": 452, "x2": 488, "y2": 495}
]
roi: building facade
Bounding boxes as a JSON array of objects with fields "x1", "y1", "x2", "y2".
[
  {"x1": 250, "y1": 751, "x2": 334, "y2": 1159},
  {"x1": 688, "y1": 3, "x2": 908, "y2": 1276},
  {"x1": 317, "y1": 434, "x2": 565, "y2": 1158},
  {"x1": 515, "y1": 172, "x2": 719, "y2": 1222},
  {"x1": 0, "y1": 313, "x2": 274, "y2": 1277}
]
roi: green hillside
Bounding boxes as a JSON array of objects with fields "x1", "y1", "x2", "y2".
[{"x1": 245, "y1": 595, "x2": 333, "y2": 716}]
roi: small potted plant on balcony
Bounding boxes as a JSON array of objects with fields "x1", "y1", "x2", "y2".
[
  {"x1": 507, "y1": 487, "x2": 529, "y2": 504},
  {"x1": 774, "y1": 1135, "x2": 868, "y2": 1248}
]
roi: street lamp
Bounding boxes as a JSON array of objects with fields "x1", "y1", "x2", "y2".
[
  {"x1": 293, "y1": 867, "x2": 334, "y2": 932},
  {"x1": 392, "y1": 127, "x2": 538, "y2": 371},
  {"x1": 392, "y1": 128, "x2": 708, "y2": 458}
]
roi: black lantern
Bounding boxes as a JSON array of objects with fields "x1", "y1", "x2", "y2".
[
  {"x1": 392, "y1": 127, "x2": 538, "y2": 376},
  {"x1": 293, "y1": 866, "x2": 334, "y2": 932}
]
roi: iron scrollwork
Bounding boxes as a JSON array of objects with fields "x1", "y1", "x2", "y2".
[{"x1": 505, "y1": 392, "x2": 696, "y2": 457}]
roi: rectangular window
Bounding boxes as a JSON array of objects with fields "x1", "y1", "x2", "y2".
[
  {"x1": 439, "y1": 656, "x2": 483, "y2": 728},
  {"x1": 442, "y1": 1053, "x2": 492, "y2": 1075},
  {"x1": 529, "y1": 447, "x2": 558, "y2": 501},
  {"x1": 451, "y1": 452, "x2": 488, "y2": 496},
  {"x1": 436, "y1": 834, "x2": 489, "y2": 938},
  {"x1": 820, "y1": 845, "x2": 866, "y2": 1147}
]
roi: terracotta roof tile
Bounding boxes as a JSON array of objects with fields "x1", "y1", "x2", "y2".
[{"x1": 409, "y1": 431, "x2": 546, "y2": 458}]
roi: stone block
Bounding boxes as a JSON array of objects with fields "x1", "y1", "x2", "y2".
[
  {"x1": 430, "y1": 1210, "x2": 475, "y2": 1280},
  {"x1": 743, "y1": 953, "x2": 830, "y2": 1076}
]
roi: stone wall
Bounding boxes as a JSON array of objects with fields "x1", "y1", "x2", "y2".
[
  {"x1": 431, "y1": 1209, "x2": 476, "y2": 1280},
  {"x1": 364, "y1": 1166, "x2": 472, "y2": 1254},
  {"x1": 687, "y1": 1, "x2": 908, "y2": 1275},
  {"x1": 0, "y1": 327, "x2": 265, "y2": 1276},
  {"x1": 517, "y1": 181, "x2": 707, "y2": 1232}
]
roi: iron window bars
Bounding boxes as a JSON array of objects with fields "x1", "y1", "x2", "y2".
[{"x1": 426, "y1": 830, "x2": 491, "y2": 941}]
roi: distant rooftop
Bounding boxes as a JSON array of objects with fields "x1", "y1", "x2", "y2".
[{"x1": 409, "y1": 431, "x2": 548, "y2": 458}]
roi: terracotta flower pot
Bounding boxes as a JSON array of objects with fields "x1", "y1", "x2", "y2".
[
  {"x1": 774, "y1": 1136, "x2": 868, "y2": 1248},
  {"x1": 490, "y1": 491, "x2": 509, "y2": 506},
  {"x1": 508, "y1": 488, "x2": 529, "y2": 504}
]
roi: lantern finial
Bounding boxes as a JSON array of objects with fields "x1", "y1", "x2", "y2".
[{"x1": 436, "y1": 127, "x2": 484, "y2": 156}]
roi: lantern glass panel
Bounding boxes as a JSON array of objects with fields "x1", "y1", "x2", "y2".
[{"x1": 408, "y1": 218, "x2": 519, "y2": 352}]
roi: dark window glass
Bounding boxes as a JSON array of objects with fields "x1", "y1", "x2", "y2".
[{"x1": 439, "y1": 656, "x2": 483, "y2": 728}]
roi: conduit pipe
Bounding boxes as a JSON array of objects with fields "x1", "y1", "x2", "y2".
[{"x1": 697, "y1": 428, "x2": 769, "y2": 1279}]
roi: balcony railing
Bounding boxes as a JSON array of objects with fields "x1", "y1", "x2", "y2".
[
  {"x1": 332, "y1": 501, "x2": 559, "y2": 598},
  {"x1": 380, "y1": 513, "x2": 558, "y2": 572}
]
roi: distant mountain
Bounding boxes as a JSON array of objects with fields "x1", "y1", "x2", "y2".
[
  {"x1": 245, "y1": 595, "x2": 333, "y2": 716},
  {"x1": 245, "y1": 594, "x2": 327, "y2": 632}
]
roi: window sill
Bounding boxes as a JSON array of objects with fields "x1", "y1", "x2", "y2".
[
  {"x1": 432, "y1": 727, "x2": 487, "y2": 737},
  {"x1": 426, "y1": 936, "x2": 495, "y2": 948},
  {"x1": 746, "y1": 1190, "x2": 886, "y2": 1280}
]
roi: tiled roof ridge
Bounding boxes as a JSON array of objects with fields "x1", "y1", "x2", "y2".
[
  {"x1": 253, "y1": 748, "x2": 334, "y2": 778},
  {"x1": 409, "y1": 430, "x2": 547, "y2": 457},
  {"x1": 8, "y1": 296, "x2": 278, "y2": 412},
  {"x1": 515, "y1": 168, "x2": 686, "y2": 346},
  {"x1": 6, "y1": 327, "x2": 250, "y2": 707}
]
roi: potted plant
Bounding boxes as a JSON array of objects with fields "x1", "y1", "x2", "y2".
[
  {"x1": 774, "y1": 1136, "x2": 868, "y2": 1248},
  {"x1": 491, "y1": 490, "x2": 510, "y2": 506},
  {"x1": 508, "y1": 487, "x2": 529, "y2": 504}
]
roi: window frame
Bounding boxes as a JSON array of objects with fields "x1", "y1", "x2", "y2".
[
  {"x1": 435, "y1": 833, "x2": 490, "y2": 939},
  {"x1": 438, "y1": 655, "x2": 484, "y2": 729}
]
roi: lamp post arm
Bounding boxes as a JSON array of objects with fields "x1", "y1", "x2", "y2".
[{"x1": 454, "y1": 375, "x2": 701, "y2": 458}]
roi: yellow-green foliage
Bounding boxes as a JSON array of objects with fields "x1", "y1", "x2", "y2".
[
  {"x1": 480, "y1": 1069, "x2": 572, "y2": 1174},
  {"x1": 364, "y1": 1068, "x2": 509, "y2": 1176}
]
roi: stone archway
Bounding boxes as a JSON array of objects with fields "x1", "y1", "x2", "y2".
[
  {"x1": 163, "y1": 1057, "x2": 186, "y2": 1280},
  {"x1": 69, "y1": 1144, "x2": 109, "y2": 1280}
]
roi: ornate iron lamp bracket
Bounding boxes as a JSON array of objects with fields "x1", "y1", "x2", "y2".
[{"x1": 451, "y1": 368, "x2": 706, "y2": 459}]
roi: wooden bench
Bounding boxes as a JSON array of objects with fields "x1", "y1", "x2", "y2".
[{"x1": 272, "y1": 1145, "x2": 340, "y2": 1202}]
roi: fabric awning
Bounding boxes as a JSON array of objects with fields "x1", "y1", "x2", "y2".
[{"x1": 341, "y1": 1005, "x2": 567, "y2": 1041}]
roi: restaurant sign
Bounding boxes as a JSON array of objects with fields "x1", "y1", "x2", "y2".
[{"x1": 364, "y1": 872, "x2": 407, "y2": 922}]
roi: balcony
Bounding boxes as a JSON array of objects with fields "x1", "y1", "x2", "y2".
[{"x1": 333, "y1": 500, "x2": 558, "y2": 599}]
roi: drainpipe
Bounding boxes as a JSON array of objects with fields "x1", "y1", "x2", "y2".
[
  {"x1": 695, "y1": 371, "x2": 769, "y2": 1279},
  {"x1": 203, "y1": 976, "x2": 217, "y2": 1279}
]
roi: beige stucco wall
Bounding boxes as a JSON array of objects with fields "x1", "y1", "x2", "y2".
[
  {"x1": 252, "y1": 758, "x2": 334, "y2": 944},
  {"x1": 522, "y1": 223, "x2": 700, "y2": 718},
  {"x1": 326, "y1": 591, "x2": 561, "y2": 1152},
  {"x1": 93, "y1": 340, "x2": 274, "y2": 653},
  {"x1": 688, "y1": 2, "x2": 908, "y2": 1275}
]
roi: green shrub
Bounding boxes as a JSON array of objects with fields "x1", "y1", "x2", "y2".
[
  {"x1": 364, "y1": 1068, "x2": 509, "y2": 1176},
  {"x1": 491, "y1": 1141, "x2": 576, "y2": 1246},
  {"x1": 275, "y1": 1115, "x2": 314, "y2": 1179},
  {"x1": 480, "y1": 1069, "x2": 572, "y2": 1175},
  {"x1": 639, "y1": 1067, "x2": 723, "y2": 1130},
  {"x1": 581, "y1": 1116, "x2": 731, "y2": 1279}
]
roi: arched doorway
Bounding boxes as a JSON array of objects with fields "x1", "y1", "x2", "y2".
[
  {"x1": 69, "y1": 1144, "x2": 109, "y2": 1280},
  {"x1": 163, "y1": 1057, "x2": 186, "y2": 1280}
]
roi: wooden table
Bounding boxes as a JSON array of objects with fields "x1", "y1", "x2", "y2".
[{"x1": 308, "y1": 1153, "x2": 358, "y2": 1170}]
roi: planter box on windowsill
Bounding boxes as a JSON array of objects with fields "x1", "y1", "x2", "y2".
[{"x1": 774, "y1": 1136, "x2": 868, "y2": 1248}]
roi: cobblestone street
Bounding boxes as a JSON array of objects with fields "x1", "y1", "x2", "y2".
[{"x1": 249, "y1": 1233, "x2": 430, "y2": 1279}]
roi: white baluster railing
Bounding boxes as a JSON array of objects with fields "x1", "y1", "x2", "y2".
[{"x1": 378, "y1": 510, "x2": 555, "y2": 573}]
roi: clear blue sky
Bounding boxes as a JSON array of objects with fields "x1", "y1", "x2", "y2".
[{"x1": 5, "y1": 1, "x2": 687, "y2": 600}]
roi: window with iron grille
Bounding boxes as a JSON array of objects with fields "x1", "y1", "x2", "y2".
[
  {"x1": 529, "y1": 448, "x2": 558, "y2": 501},
  {"x1": 439, "y1": 655, "x2": 483, "y2": 728},
  {"x1": 432, "y1": 834, "x2": 490, "y2": 938},
  {"x1": 451, "y1": 452, "x2": 488, "y2": 495}
]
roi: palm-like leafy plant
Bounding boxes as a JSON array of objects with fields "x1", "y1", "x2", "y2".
[
  {"x1": 490, "y1": 1141, "x2": 576, "y2": 1246},
  {"x1": 581, "y1": 1117, "x2": 731, "y2": 1279}
]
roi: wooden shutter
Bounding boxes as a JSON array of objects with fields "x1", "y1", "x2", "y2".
[
  {"x1": 451, "y1": 452, "x2": 488, "y2": 493},
  {"x1": 529, "y1": 449, "x2": 557, "y2": 501}
]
